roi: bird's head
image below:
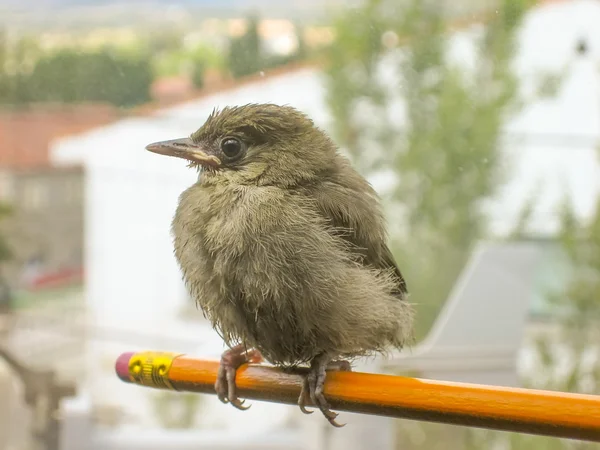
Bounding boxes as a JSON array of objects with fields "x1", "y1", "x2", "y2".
[{"x1": 145, "y1": 103, "x2": 337, "y2": 186}]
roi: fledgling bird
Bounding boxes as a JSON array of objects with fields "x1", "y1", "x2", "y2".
[{"x1": 146, "y1": 103, "x2": 414, "y2": 426}]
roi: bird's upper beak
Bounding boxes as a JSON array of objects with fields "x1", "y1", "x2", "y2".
[{"x1": 145, "y1": 137, "x2": 221, "y2": 168}]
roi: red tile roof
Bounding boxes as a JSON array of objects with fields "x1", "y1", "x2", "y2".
[
  {"x1": 0, "y1": 103, "x2": 121, "y2": 170},
  {"x1": 135, "y1": 60, "x2": 316, "y2": 116},
  {"x1": 0, "y1": 0, "x2": 561, "y2": 172},
  {"x1": 150, "y1": 76, "x2": 195, "y2": 103}
]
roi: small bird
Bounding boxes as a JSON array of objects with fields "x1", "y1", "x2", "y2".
[{"x1": 146, "y1": 103, "x2": 413, "y2": 426}]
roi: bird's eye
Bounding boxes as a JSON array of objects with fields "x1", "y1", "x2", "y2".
[{"x1": 220, "y1": 137, "x2": 244, "y2": 159}]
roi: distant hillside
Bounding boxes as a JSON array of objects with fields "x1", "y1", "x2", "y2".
[
  {"x1": 2, "y1": 0, "x2": 337, "y2": 12},
  {"x1": 1, "y1": 0, "x2": 341, "y2": 29}
]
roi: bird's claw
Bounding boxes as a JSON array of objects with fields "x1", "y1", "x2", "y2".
[
  {"x1": 298, "y1": 377, "x2": 314, "y2": 414},
  {"x1": 215, "y1": 344, "x2": 262, "y2": 411},
  {"x1": 297, "y1": 358, "x2": 351, "y2": 427}
]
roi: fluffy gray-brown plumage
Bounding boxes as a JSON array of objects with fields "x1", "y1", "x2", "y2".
[{"x1": 145, "y1": 103, "x2": 413, "y2": 426}]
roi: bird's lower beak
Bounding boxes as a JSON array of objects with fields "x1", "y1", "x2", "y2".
[{"x1": 145, "y1": 137, "x2": 221, "y2": 168}]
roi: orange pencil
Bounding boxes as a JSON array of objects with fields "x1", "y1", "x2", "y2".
[{"x1": 116, "y1": 351, "x2": 600, "y2": 442}]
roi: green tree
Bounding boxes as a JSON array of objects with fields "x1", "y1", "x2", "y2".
[
  {"x1": 294, "y1": 23, "x2": 308, "y2": 62},
  {"x1": 472, "y1": 197, "x2": 600, "y2": 450},
  {"x1": 4, "y1": 48, "x2": 153, "y2": 107},
  {"x1": 502, "y1": 197, "x2": 600, "y2": 450},
  {"x1": 325, "y1": 0, "x2": 529, "y2": 343},
  {"x1": 0, "y1": 202, "x2": 13, "y2": 314},
  {"x1": 0, "y1": 29, "x2": 7, "y2": 101},
  {"x1": 228, "y1": 14, "x2": 262, "y2": 78},
  {"x1": 0, "y1": 203, "x2": 12, "y2": 263},
  {"x1": 191, "y1": 57, "x2": 205, "y2": 89},
  {"x1": 152, "y1": 391, "x2": 202, "y2": 429},
  {"x1": 325, "y1": 1, "x2": 531, "y2": 447},
  {"x1": 0, "y1": 32, "x2": 40, "y2": 104},
  {"x1": 464, "y1": 38, "x2": 597, "y2": 450},
  {"x1": 146, "y1": 30, "x2": 183, "y2": 55}
]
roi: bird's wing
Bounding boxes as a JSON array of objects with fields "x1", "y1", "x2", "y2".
[
  {"x1": 374, "y1": 240, "x2": 408, "y2": 295},
  {"x1": 310, "y1": 173, "x2": 408, "y2": 296}
]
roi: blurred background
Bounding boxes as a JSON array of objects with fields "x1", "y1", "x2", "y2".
[{"x1": 0, "y1": 0, "x2": 599, "y2": 449}]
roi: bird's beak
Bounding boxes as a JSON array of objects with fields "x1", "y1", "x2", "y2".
[{"x1": 145, "y1": 137, "x2": 221, "y2": 168}]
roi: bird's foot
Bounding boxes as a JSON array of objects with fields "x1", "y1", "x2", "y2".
[
  {"x1": 215, "y1": 344, "x2": 263, "y2": 410},
  {"x1": 298, "y1": 355, "x2": 351, "y2": 427}
]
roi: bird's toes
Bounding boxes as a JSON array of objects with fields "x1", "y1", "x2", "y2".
[
  {"x1": 230, "y1": 397, "x2": 250, "y2": 411},
  {"x1": 216, "y1": 358, "x2": 229, "y2": 403},
  {"x1": 315, "y1": 393, "x2": 345, "y2": 427},
  {"x1": 215, "y1": 344, "x2": 259, "y2": 411},
  {"x1": 326, "y1": 414, "x2": 346, "y2": 428},
  {"x1": 299, "y1": 404, "x2": 313, "y2": 415},
  {"x1": 297, "y1": 376, "x2": 314, "y2": 415},
  {"x1": 215, "y1": 379, "x2": 229, "y2": 404},
  {"x1": 226, "y1": 366, "x2": 251, "y2": 410},
  {"x1": 215, "y1": 363, "x2": 230, "y2": 403},
  {"x1": 306, "y1": 370, "x2": 318, "y2": 406},
  {"x1": 314, "y1": 379, "x2": 345, "y2": 427}
]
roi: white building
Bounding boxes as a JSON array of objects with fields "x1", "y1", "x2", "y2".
[{"x1": 46, "y1": 0, "x2": 600, "y2": 448}]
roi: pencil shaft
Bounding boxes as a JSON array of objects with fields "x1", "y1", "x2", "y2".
[{"x1": 116, "y1": 352, "x2": 600, "y2": 442}]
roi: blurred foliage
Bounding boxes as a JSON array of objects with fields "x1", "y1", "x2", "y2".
[
  {"x1": 1, "y1": 18, "x2": 311, "y2": 106},
  {"x1": 324, "y1": 0, "x2": 530, "y2": 346},
  {"x1": 147, "y1": 29, "x2": 184, "y2": 55},
  {"x1": 11, "y1": 283, "x2": 83, "y2": 310},
  {"x1": 0, "y1": 203, "x2": 12, "y2": 263},
  {"x1": 228, "y1": 14, "x2": 310, "y2": 79},
  {"x1": 325, "y1": 0, "x2": 540, "y2": 447},
  {"x1": 151, "y1": 390, "x2": 202, "y2": 429},
  {"x1": 469, "y1": 196, "x2": 600, "y2": 450},
  {"x1": 0, "y1": 45, "x2": 153, "y2": 107},
  {"x1": 512, "y1": 196, "x2": 600, "y2": 450},
  {"x1": 461, "y1": 38, "x2": 597, "y2": 450},
  {"x1": 191, "y1": 56, "x2": 205, "y2": 89},
  {"x1": 150, "y1": 36, "x2": 225, "y2": 79},
  {"x1": 508, "y1": 184, "x2": 540, "y2": 239},
  {"x1": 228, "y1": 14, "x2": 262, "y2": 78},
  {"x1": 536, "y1": 68, "x2": 567, "y2": 99},
  {"x1": 295, "y1": 22, "x2": 308, "y2": 61},
  {"x1": 0, "y1": 202, "x2": 13, "y2": 313}
]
